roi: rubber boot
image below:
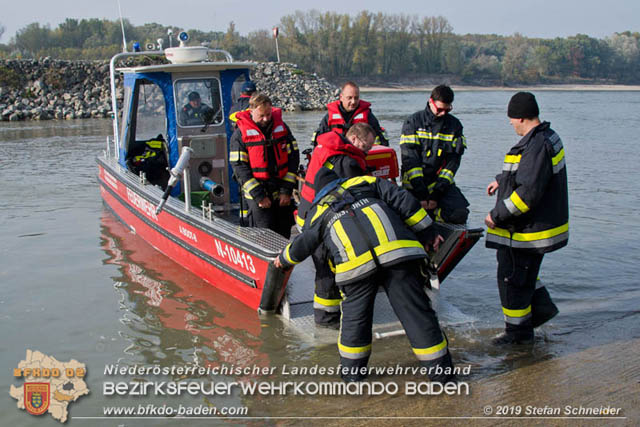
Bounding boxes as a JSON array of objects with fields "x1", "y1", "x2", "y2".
[{"x1": 531, "y1": 286, "x2": 559, "y2": 328}]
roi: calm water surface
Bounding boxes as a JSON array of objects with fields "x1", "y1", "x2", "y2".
[{"x1": 1, "y1": 91, "x2": 639, "y2": 425}]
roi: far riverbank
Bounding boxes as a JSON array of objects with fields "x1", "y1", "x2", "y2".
[{"x1": 361, "y1": 84, "x2": 640, "y2": 92}]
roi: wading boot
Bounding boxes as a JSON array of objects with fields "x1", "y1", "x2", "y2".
[
  {"x1": 491, "y1": 331, "x2": 534, "y2": 346},
  {"x1": 531, "y1": 286, "x2": 559, "y2": 328}
]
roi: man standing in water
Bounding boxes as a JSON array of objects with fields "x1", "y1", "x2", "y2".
[{"x1": 485, "y1": 92, "x2": 569, "y2": 345}]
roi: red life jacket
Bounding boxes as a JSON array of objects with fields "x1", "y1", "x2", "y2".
[
  {"x1": 236, "y1": 108, "x2": 289, "y2": 180},
  {"x1": 327, "y1": 100, "x2": 371, "y2": 133},
  {"x1": 300, "y1": 131, "x2": 368, "y2": 208}
]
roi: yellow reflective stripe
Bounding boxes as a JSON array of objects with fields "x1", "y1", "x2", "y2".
[
  {"x1": 437, "y1": 148, "x2": 442, "y2": 156},
  {"x1": 438, "y1": 168, "x2": 454, "y2": 183},
  {"x1": 502, "y1": 305, "x2": 532, "y2": 318},
  {"x1": 552, "y1": 148, "x2": 565, "y2": 166},
  {"x1": 229, "y1": 111, "x2": 239, "y2": 122},
  {"x1": 427, "y1": 181, "x2": 436, "y2": 191},
  {"x1": 283, "y1": 243, "x2": 300, "y2": 265},
  {"x1": 405, "y1": 208, "x2": 428, "y2": 227},
  {"x1": 322, "y1": 160, "x2": 335, "y2": 170},
  {"x1": 338, "y1": 342, "x2": 372, "y2": 355},
  {"x1": 342, "y1": 176, "x2": 376, "y2": 188},
  {"x1": 407, "y1": 167, "x2": 423, "y2": 179},
  {"x1": 291, "y1": 139, "x2": 299, "y2": 150},
  {"x1": 413, "y1": 337, "x2": 447, "y2": 356},
  {"x1": 283, "y1": 172, "x2": 297, "y2": 184},
  {"x1": 509, "y1": 191, "x2": 530, "y2": 214},
  {"x1": 146, "y1": 140, "x2": 163, "y2": 148},
  {"x1": 314, "y1": 294, "x2": 342, "y2": 307},
  {"x1": 333, "y1": 220, "x2": 356, "y2": 260},
  {"x1": 504, "y1": 154, "x2": 521, "y2": 164},
  {"x1": 328, "y1": 258, "x2": 336, "y2": 273},
  {"x1": 487, "y1": 222, "x2": 569, "y2": 242},
  {"x1": 134, "y1": 151, "x2": 157, "y2": 161},
  {"x1": 296, "y1": 214, "x2": 305, "y2": 227},
  {"x1": 435, "y1": 208, "x2": 444, "y2": 222},
  {"x1": 416, "y1": 131, "x2": 454, "y2": 141},
  {"x1": 362, "y1": 207, "x2": 388, "y2": 244},
  {"x1": 229, "y1": 151, "x2": 248, "y2": 162},
  {"x1": 243, "y1": 178, "x2": 260, "y2": 192},
  {"x1": 309, "y1": 204, "x2": 329, "y2": 225},
  {"x1": 335, "y1": 240, "x2": 423, "y2": 273},
  {"x1": 400, "y1": 134, "x2": 419, "y2": 145}
]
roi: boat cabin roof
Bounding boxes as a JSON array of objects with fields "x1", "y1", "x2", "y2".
[{"x1": 117, "y1": 62, "x2": 255, "y2": 74}]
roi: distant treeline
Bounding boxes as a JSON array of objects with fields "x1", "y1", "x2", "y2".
[{"x1": 1, "y1": 11, "x2": 639, "y2": 84}]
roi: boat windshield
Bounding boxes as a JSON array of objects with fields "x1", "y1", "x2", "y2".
[{"x1": 175, "y1": 78, "x2": 224, "y2": 128}]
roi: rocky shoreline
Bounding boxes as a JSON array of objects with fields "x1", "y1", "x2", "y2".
[{"x1": 0, "y1": 58, "x2": 337, "y2": 122}]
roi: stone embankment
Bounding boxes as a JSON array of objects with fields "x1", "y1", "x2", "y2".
[{"x1": 0, "y1": 58, "x2": 337, "y2": 121}]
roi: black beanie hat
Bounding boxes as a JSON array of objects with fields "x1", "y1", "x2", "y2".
[{"x1": 507, "y1": 92, "x2": 539, "y2": 119}]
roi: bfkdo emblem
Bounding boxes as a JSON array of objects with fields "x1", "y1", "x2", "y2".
[{"x1": 24, "y1": 383, "x2": 50, "y2": 416}]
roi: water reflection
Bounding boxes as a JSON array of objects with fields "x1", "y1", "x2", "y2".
[{"x1": 99, "y1": 210, "x2": 270, "y2": 380}]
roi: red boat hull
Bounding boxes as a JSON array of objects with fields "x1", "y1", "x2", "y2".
[{"x1": 98, "y1": 159, "x2": 290, "y2": 311}]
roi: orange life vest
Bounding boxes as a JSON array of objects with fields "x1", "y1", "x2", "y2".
[
  {"x1": 236, "y1": 108, "x2": 290, "y2": 180},
  {"x1": 326, "y1": 100, "x2": 372, "y2": 133},
  {"x1": 299, "y1": 131, "x2": 367, "y2": 211}
]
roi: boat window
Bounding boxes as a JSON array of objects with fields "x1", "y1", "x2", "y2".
[
  {"x1": 175, "y1": 78, "x2": 224, "y2": 127},
  {"x1": 134, "y1": 81, "x2": 167, "y2": 141},
  {"x1": 230, "y1": 75, "x2": 248, "y2": 105}
]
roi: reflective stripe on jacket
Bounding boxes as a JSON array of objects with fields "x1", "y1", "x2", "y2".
[
  {"x1": 279, "y1": 176, "x2": 434, "y2": 286},
  {"x1": 486, "y1": 121, "x2": 569, "y2": 254},
  {"x1": 400, "y1": 108, "x2": 466, "y2": 201}
]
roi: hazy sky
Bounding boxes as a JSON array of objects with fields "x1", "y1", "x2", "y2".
[{"x1": 1, "y1": 0, "x2": 638, "y2": 43}]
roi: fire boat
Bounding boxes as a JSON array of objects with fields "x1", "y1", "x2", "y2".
[{"x1": 96, "y1": 32, "x2": 482, "y2": 336}]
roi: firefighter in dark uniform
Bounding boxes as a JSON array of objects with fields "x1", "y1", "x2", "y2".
[
  {"x1": 274, "y1": 173, "x2": 454, "y2": 383},
  {"x1": 485, "y1": 92, "x2": 569, "y2": 345},
  {"x1": 298, "y1": 123, "x2": 374, "y2": 328},
  {"x1": 400, "y1": 85, "x2": 469, "y2": 224},
  {"x1": 312, "y1": 81, "x2": 389, "y2": 146},
  {"x1": 180, "y1": 91, "x2": 211, "y2": 126},
  {"x1": 229, "y1": 93, "x2": 299, "y2": 238},
  {"x1": 229, "y1": 81, "x2": 257, "y2": 125}
]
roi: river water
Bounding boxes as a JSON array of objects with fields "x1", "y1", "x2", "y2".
[{"x1": 1, "y1": 90, "x2": 639, "y2": 425}]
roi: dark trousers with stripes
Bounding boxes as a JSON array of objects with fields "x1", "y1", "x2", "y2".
[
  {"x1": 246, "y1": 197, "x2": 295, "y2": 238},
  {"x1": 497, "y1": 248, "x2": 555, "y2": 338},
  {"x1": 312, "y1": 244, "x2": 342, "y2": 325},
  {"x1": 339, "y1": 260, "x2": 452, "y2": 381},
  {"x1": 430, "y1": 183, "x2": 469, "y2": 224}
]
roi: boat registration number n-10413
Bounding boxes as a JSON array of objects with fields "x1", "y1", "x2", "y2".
[{"x1": 213, "y1": 239, "x2": 256, "y2": 274}]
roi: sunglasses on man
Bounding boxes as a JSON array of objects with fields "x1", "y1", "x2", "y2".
[{"x1": 430, "y1": 98, "x2": 453, "y2": 114}]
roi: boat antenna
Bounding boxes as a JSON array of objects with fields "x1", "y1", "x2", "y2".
[{"x1": 117, "y1": 0, "x2": 128, "y2": 52}]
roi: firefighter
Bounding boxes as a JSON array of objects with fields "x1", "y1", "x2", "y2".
[
  {"x1": 485, "y1": 92, "x2": 569, "y2": 345},
  {"x1": 274, "y1": 173, "x2": 454, "y2": 383},
  {"x1": 312, "y1": 81, "x2": 388, "y2": 146},
  {"x1": 230, "y1": 93, "x2": 299, "y2": 238},
  {"x1": 229, "y1": 81, "x2": 257, "y2": 125},
  {"x1": 400, "y1": 85, "x2": 469, "y2": 224},
  {"x1": 180, "y1": 91, "x2": 212, "y2": 126},
  {"x1": 298, "y1": 123, "x2": 374, "y2": 328}
]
